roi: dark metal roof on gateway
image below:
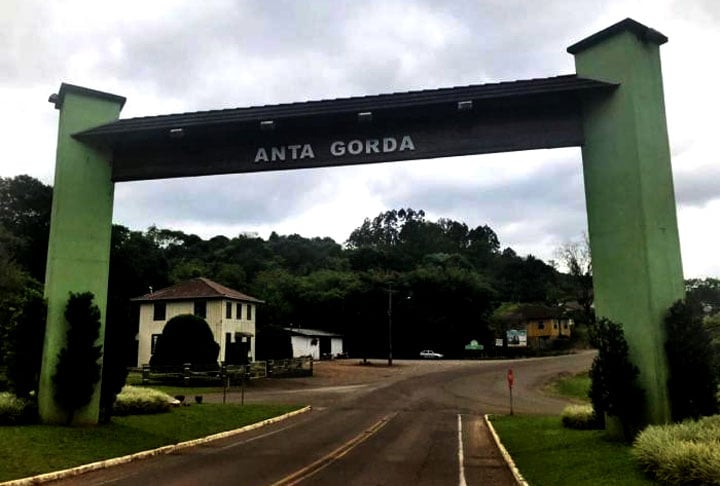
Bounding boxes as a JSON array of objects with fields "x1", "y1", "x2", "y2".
[
  {"x1": 75, "y1": 75, "x2": 616, "y2": 141},
  {"x1": 567, "y1": 18, "x2": 668, "y2": 54}
]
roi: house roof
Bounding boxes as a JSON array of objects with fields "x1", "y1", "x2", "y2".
[
  {"x1": 494, "y1": 303, "x2": 567, "y2": 323},
  {"x1": 283, "y1": 328, "x2": 342, "y2": 338},
  {"x1": 132, "y1": 277, "x2": 264, "y2": 303}
]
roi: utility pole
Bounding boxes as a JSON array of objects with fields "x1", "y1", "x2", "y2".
[{"x1": 387, "y1": 283, "x2": 393, "y2": 367}]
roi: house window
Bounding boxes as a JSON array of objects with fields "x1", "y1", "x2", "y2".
[
  {"x1": 151, "y1": 334, "x2": 161, "y2": 354},
  {"x1": 563, "y1": 322, "x2": 569, "y2": 329},
  {"x1": 194, "y1": 301, "x2": 207, "y2": 319},
  {"x1": 226, "y1": 302, "x2": 232, "y2": 319},
  {"x1": 153, "y1": 302, "x2": 166, "y2": 321},
  {"x1": 554, "y1": 323, "x2": 558, "y2": 329},
  {"x1": 247, "y1": 304, "x2": 253, "y2": 320},
  {"x1": 236, "y1": 303, "x2": 242, "y2": 319},
  {"x1": 537, "y1": 321, "x2": 545, "y2": 330}
]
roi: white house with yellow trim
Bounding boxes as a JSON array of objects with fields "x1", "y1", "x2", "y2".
[{"x1": 133, "y1": 277, "x2": 263, "y2": 367}]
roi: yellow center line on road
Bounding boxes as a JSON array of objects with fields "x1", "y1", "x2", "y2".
[
  {"x1": 458, "y1": 414, "x2": 467, "y2": 486},
  {"x1": 269, "y1": 412, "x2": 397, "y2": 486}
]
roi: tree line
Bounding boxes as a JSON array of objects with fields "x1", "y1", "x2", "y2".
[{"x1": 1, "y1": 175, "x2": 601, "y2": 366}]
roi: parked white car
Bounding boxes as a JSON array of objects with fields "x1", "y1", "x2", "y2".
[{"x1": 419, "y1": 350, "x2": 443, "y2": 359}]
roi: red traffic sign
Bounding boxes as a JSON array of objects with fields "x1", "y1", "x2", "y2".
[{"x1": 507, "y1": 368, "x2": 515, "y2": 388}]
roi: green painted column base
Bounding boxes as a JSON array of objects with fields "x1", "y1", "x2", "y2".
[
  {"x1": 569, "y1": 19, "x2": 685, "y2": 425},
  {"x1": 40, "y1": 84, "x2": 125, "y2": 425}
]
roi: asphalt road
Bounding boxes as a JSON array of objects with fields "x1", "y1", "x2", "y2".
[{"x1": 47, "y1": 352, "x2": 595, "y2": 486}]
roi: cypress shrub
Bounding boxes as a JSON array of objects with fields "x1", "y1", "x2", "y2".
[
  {"x1": 588, "y1": 318, "x2": 645, "y2": 440},
  {"x1": 52, "y1": 292, "x2": 103, "y2": 425},
  {"x1": 664, "y1": 299, "x2": 719, "y2": 421}
]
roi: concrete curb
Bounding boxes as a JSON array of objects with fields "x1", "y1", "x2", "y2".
[
  {"x1": 2, "y1": 406, "x2": 312, "y2": 486},
  {"x1": 484, "y1": 414, "x2": 529, "y2": 486}
]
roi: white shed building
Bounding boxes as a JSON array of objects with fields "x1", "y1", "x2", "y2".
[{"x1": 284, "y1": 328, "x2": 343, "y2": 360}]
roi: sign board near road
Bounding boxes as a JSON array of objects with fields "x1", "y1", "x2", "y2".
[
  {"x1": 506, "y1": 329, "x2": 527, "y2": 347},
  {"x1": 464, "y1": 339, "x2": 484, "y2": 351}
]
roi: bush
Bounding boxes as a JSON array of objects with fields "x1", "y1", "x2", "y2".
[
  {"x1": 150, "y1": 314, "x2": 219, "y2": 369},
  {"x1": 99, "y1": 299, "x2": 135, "y2": 424},
  {"x1": 588, "y1": 318, "x2": 645, "y2": 440},
  {"x1": 112, "y1": 386, "x2": 175, "y2": 416},
  {"x1": 4, "y1": 283, "x2": 46, "y2": 398},
  {"x1": 664, "y1": 300, "x2": 719, "y2": 421},
  {"x1": 0, "y1": 392, "x2": 36, "y2": 425},
  {"x1": 561, "y1": 404, "x2": 602, "y2": 430},
  {"x1": 633, "y1": 415, "x2": 720, "y2": 485},
  {"x1": 52, "y1": 292, "x2": 103, "y2": 424},
  {"x1": 0, "y1": 273, "x2": 46, "y2": 398}
]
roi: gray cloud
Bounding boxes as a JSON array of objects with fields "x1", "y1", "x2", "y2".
[
  {"x1": 2, "y1": 0, "x2": 717, "y2": 277},
  {"x1": 675, "y1": 166, "x2": 720, "y2": 207},
  {"x1": 114, "y1": 168, "x2": 334, "y2": 228}
]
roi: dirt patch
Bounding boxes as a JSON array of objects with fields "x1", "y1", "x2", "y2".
[
  {"x1": 312, "y1": 360, "x2": 412, "y2": 386},
  {"x1": 245, "y1": 359, "x2": 455, "y2": 392}
]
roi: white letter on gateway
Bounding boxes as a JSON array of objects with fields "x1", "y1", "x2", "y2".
[
  {"x1": 254, "y1": 148, "x2": 269, "y2": 163},
  {"x1": 383, "y1": 137, "x2": 398, "y2": 152},
  {"x1": 300, "y1": 144, "x2": 315, "y2": 159},
  {"x1": 330, "y1": 141, "x2": 345, "y2": 156},
  {"x1": 399, "y1": 135, "x2": 415, "y2": 152}
]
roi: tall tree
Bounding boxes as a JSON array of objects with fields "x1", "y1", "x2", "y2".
[
  {"x1": 555, "y1": 234, "x2": 594, "y2": 324},
  {"x1": 0, "y1": 175, "x2": 53, "y2": 281},
  {"x1": 3, "y1": 281, "x2": 46, "y2": 398},
  {"x1": 493, "y1": 253, "x2": 558, "y2": 303},
  {"x1": 466, "y1": 224, "x2": 501, "y2": 267},
  {"x1": 267, "y1": 233, "x2": 344, "y2": 275},
  {"x1": 685, "y1": 278, "x2": 720, "y2": 311},
  {"x1": 346, "y1": 208, "x2": 425, "y2": 250}
]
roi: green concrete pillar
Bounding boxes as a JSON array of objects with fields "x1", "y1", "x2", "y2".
[
  {"x1": 569, "y1": 19, "x2": 685, "y2": 425},
  {"x1": 40, "y1": 84, "x2": 125, "y2": 424}
]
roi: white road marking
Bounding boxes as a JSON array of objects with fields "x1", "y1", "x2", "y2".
[{"x1": 458, "y1": 414, "x2": 467, "y2": 486}]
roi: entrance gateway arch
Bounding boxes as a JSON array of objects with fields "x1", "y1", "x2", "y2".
[{"x1": 42, "y1": 18, "x2": 684, "y2": 425}]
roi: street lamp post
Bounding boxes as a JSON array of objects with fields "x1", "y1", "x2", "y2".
[{"x1": 387, "y1": 284, "x2": 393, "y2": 367}]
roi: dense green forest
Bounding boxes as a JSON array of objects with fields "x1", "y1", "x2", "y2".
[
  {"x1": 5, "y1": 174, "x2": 717, "y2": 361},
  {"x1": 1, "y1": 175, "x2": 599, "y2": 361}
]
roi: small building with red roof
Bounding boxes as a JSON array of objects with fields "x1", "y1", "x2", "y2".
[{"x1": 132, "y1": 277, "x2": 263, "y2": 367}]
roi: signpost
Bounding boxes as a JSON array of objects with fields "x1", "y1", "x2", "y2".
[{"x1": 507, "y1": 368, "x2": 515, "y2": 415}]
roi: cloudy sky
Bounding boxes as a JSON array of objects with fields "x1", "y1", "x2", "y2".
[{"x1": 2, "y1": 0, "x2": 718, "y2": 277}]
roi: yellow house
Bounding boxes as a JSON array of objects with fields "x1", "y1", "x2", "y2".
[
  {"x1": 494, "y1": 303, "x2": 573, "y2": 349},
  {"x1": 133, "y1": 277, "x2": 263, "y2": 367},
  {"x1": 525, "y1": 314, "x2": 573, "y2": 340}
]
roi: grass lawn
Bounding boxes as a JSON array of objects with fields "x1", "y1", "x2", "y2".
[
  {"x1": 125, "y1": 371, "x2": 226, "y2": 395},
  {"x1": 545, "y1": 371, "x2": 591, "y2": 402},
  {"x1": 490, "y1": 369, "x2": 656, "y2": 485},
  {"x1": 0, "y1": 403, "x2": 301, "y2": 482},
  {"x1": 491, "y1": 415, "x2": 656, "y2": 485}
]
